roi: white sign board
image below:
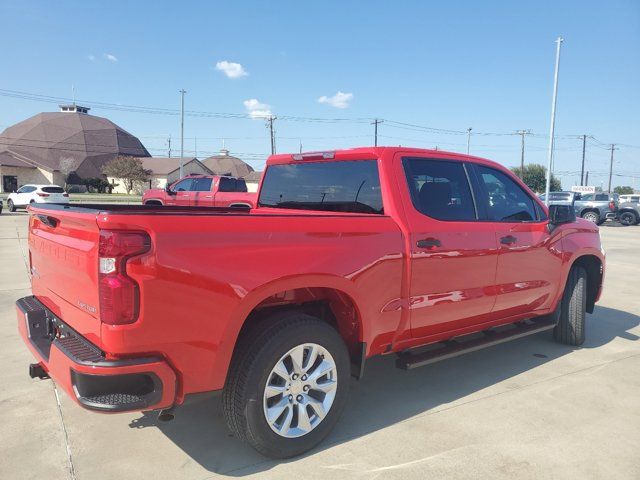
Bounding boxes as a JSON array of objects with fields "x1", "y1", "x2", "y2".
[{"x1": 571, "y1": 185, "x2": 596, "y2": 194}]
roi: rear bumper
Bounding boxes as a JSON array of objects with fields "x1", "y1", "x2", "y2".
[{"x1": 16, "y1": 296, "x2": 177, "y2": 413}]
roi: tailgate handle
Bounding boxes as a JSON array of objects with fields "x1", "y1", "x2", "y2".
[{"x1": 37, "y1": 214, "x2": 59, "y2": 228}]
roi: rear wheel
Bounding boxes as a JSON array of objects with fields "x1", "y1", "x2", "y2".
[
  {"x1": 223, "y1": 311, "x2": 350, "y2": 458},
  {"x1": 619, "y1": 211, "x2": 638, "y2": 226},
  {"x1": 7, "y1": 199, "x2": 16, "y2": 212},
  {"x1": 553, "y1": 266, "x2": 587, "y2": 346},
  {"x1": 581, "y1": 210, "x2": 600, "y2": 224}
]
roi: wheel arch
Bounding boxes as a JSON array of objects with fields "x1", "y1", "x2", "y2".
[
  {"x1": 618, "y1": 208, "x2": 639, "y2": 221},
  {"x1": 567, "y1": 254, "x2": 603, "y2": 314},
  {"x1": 220, "y1": 277, "x2": 367, "y2": 388},
  {"x1": 144, "y1": 199, "x2": 164, "y2": 206}
]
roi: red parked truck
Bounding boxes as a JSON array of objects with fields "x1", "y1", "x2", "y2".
[
  {"x1": 18, "y1": 147, "x2": 604, "y2": 458},
  {"x1": 142, "y1": 173, "x2": 256, "y2": 208}
]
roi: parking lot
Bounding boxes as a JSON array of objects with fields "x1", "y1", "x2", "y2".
[{"x1": 0, "y1": 211, "x2": 638, "y2": 480}]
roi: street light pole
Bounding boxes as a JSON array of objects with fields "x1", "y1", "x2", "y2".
[
  {"x1": 466, "y1": 127, "x2": 472, "y2": 154},
  {"x1": 544, "y1": 36, "x2": 564, "y2": 205},
  {"x1": 179, "y1": 89, "x2": 186, "y2": 178}
]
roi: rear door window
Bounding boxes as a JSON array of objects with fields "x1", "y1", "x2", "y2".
[
  {"x1": 475, "y1": 166, "x2": 537, "y2": 222},
  {"x1": 259, "y1": 160, "x2": 383, "y2": 214},
  {"x1": 218, "y1": 177, "x2": 237, "y2": 192},
  {"x1": 402, "y1": 158, "x2": 477, "y2": 221}
]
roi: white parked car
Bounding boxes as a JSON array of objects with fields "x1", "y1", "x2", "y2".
[{"x1": 7, "y1": 184, "x2": 69, "y2": 212}]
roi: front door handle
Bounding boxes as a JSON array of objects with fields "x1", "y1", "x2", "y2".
[
  {"x1": 417, "y1": 238, "x2": 441, "y2": 249},
  {"x1": 500, "y1": 235, "x2": 517, "y2": 245}
]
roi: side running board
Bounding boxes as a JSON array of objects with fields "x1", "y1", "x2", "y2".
[{"x1": 396, "y1": 318, "x2": 556, "y2": 370}]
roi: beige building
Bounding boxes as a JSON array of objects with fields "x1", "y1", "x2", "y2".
[
  {"x1": 0, "y1": 151, "x2": 65, "y2": 192},
  {"x1": 107, "y1": 157, "x2": 213, "y2": 194}
]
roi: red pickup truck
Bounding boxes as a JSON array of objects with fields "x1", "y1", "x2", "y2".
[
  {"x1": 142, "y1": 174, "x2": 256, "y2": 208},
  {"x1": 18, "y1": 147, "x2": 604, "y2": 458}
]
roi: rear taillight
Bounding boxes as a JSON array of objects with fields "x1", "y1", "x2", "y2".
[
  {"x1": 37, "y1": 192, "x2": 50, "y2": 197},
  {"x1": 609, "y1": 201, "x2": 615, "y2": 211},
  {"x1": 63, "y1": 193, "x2": 69, "y2": 197},
  {"x1": 98, "y1": 230, "x2": 151, "y2": 325}
]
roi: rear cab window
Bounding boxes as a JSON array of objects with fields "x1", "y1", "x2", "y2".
[
  {"x1": 258, "y1": 160, "x2": 383, "y2": 214},
  {"x1": 41, "y1": 186, "x2": 65, "y2": 193}
]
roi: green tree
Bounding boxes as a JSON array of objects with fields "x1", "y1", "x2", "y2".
[
  {"x1": 613, "y1": 186, "x2": 634, "y2": 195},
  {"x1": 102, "y1": 156, "x2": 151, "y2": 194},
  {"x1": 511, "y1": 164, "x2": 561, "y2": 193}
]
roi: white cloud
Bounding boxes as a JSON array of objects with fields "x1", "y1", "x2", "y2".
[
  {"x1": 88, "y1": 54, "x2": 96, "y2": 62},
  {"x1": 318, "y1": 91, "x2": 353, "y2": 109},
  {"x1": 243, "y1": 98, "x2": 272, "y2": 119},
  {"x1": 216, "y1": 60, "x2": 248, "y2": 79},
  {"x1": 104, "y1": 53, "x2": 118, "y2": 62}
]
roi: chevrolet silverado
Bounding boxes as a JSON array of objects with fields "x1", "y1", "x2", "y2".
[{"x1": 17, "y1": 147, "x2": 604, "y2": 458}]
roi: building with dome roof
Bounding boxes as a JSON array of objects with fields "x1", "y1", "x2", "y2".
[
  {"x1": 0, "y1": 104, "x2": 150, "y2": 192},
  {"x1": 201, "y1": 148, "x2": 254, "y2": 178}
]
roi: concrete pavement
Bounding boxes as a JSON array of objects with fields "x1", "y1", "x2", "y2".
[{"x1": 1, "y1": 212, "x2": 638, "y2": 479}]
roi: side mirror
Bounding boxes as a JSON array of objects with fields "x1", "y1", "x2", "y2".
[
  {"x1": 549, "y1": 204, "x2": 576, "y2": 226},
  {"x1": 164, "y1": 184, "x2": 176, "y2": 195}
]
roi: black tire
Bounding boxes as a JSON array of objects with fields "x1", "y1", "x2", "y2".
[
  {"x1": 7, "y1": 199, "x2": 16, "y2": 212},
  {"x1": 581, "y1": 210, "x2": 600, "y2": 224},
  {"x1": 223, "y1": 311, "x2": 350, "y2": 458},
  {"x1": 553, "y1": 266, "x2": 587, "y2": 346},
  {"x1": 619, "y1": 211, "x2": 638, "y2": 226}
]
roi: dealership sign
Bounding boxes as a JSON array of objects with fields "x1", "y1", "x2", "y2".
[{"x1": 571, "y1": 185, "x2": 596, "y2": 194}]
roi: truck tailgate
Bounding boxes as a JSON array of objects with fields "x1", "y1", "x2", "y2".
[{"x1": 28, "y1": 206, "x2": 102, "y2": 345}]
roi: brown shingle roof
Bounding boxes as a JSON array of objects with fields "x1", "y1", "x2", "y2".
[
  {"x1": 0, "y1": 151, "x2": 36, "y2": 168},
  {"x1": 140, "y1": 157, "x2": 212, "y2": 176},
  {"x1": 201, "y1": 150, "x2": 254, "y2": 178},
  {"x1": 0, "y1": 111, "x2": 150, "y2": 178},
  {"x1": 243, "y1": 170, "x2": 263, "y2": 182}
]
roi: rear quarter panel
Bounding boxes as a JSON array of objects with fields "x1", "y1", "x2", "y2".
[{"x1": 97, "y1": 212, "x2": 404, "y2": 396}]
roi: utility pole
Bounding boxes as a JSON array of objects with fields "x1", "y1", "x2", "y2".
[
  {"x1": 544, "y1": 36, "x2": 564, "y2": 205},
  {"x1": 580, "y1": 134, "x2": 587, "y2": 185},
  {"x1": 371, "y1": 119, "x2": 383, "y2": 146},
  {"x1": 516, "y1": 130, "x2": 532, "y2": 177},
  {"x1": 608, "y1": 144, "x2": 617, "y2": 192},
  {"x1": 179, "y1": 89, "x2": 186, "y2": 178},
  {"x1": 585, "y1": 171, "x2": 589, "y2": 186},
  {"x1": 299, "y1": 139, "x2": 303, "y2": 154},
  {"x1": 167, "y1": 135, "x2": 172, "y2": 158},
  {"x1": 466, "y1": 128, "x2": 472, "y2": 154},
  {"x1": 266, "y1": 116, "x2": 277, "y2": 154}
]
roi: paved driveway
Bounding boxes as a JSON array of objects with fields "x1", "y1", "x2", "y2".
[{"x1": 1, "y1": 212, "x2": 638, "y2": 479}]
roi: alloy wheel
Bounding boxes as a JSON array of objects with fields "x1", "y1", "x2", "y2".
[{"x1": 262, "y1": 343, "x2": 338, "y2": 438}]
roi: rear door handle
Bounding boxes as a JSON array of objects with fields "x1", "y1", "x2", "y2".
[
  {"x1": 417, "y1": 238, "x2": 441, "y2": 249},
  {"x1": 500, "y1": 235, "x2": 517, "y2": 245}
]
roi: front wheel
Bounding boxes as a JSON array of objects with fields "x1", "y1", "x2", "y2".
[
  {"x1": 7, "y1": 199, "x2": 16, "y2": 212},
  {"x1": 581, "y1": 211, "x2": 600, "y2": 224},
  {"x1": 554, "y1": 266, "x2": 587, "y2": 346},
  {"x1": 619, "y1": 211, "x2": 638, "y2": 226},
  {"x1": 223, "y1": 312, "x2": 350, "y2": 458}
]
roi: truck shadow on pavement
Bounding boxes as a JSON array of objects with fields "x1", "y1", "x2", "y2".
[{"x1": 128, "y1": 305, "x2": 639, "y2": 476}]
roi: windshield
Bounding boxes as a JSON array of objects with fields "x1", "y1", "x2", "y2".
[{"x1": 258, "y1": 160, "x2": 383, "y2": 214}]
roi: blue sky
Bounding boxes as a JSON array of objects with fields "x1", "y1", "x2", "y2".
[{"x1": 0, "y1": 0, "x2": 638, "y2": 189}]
